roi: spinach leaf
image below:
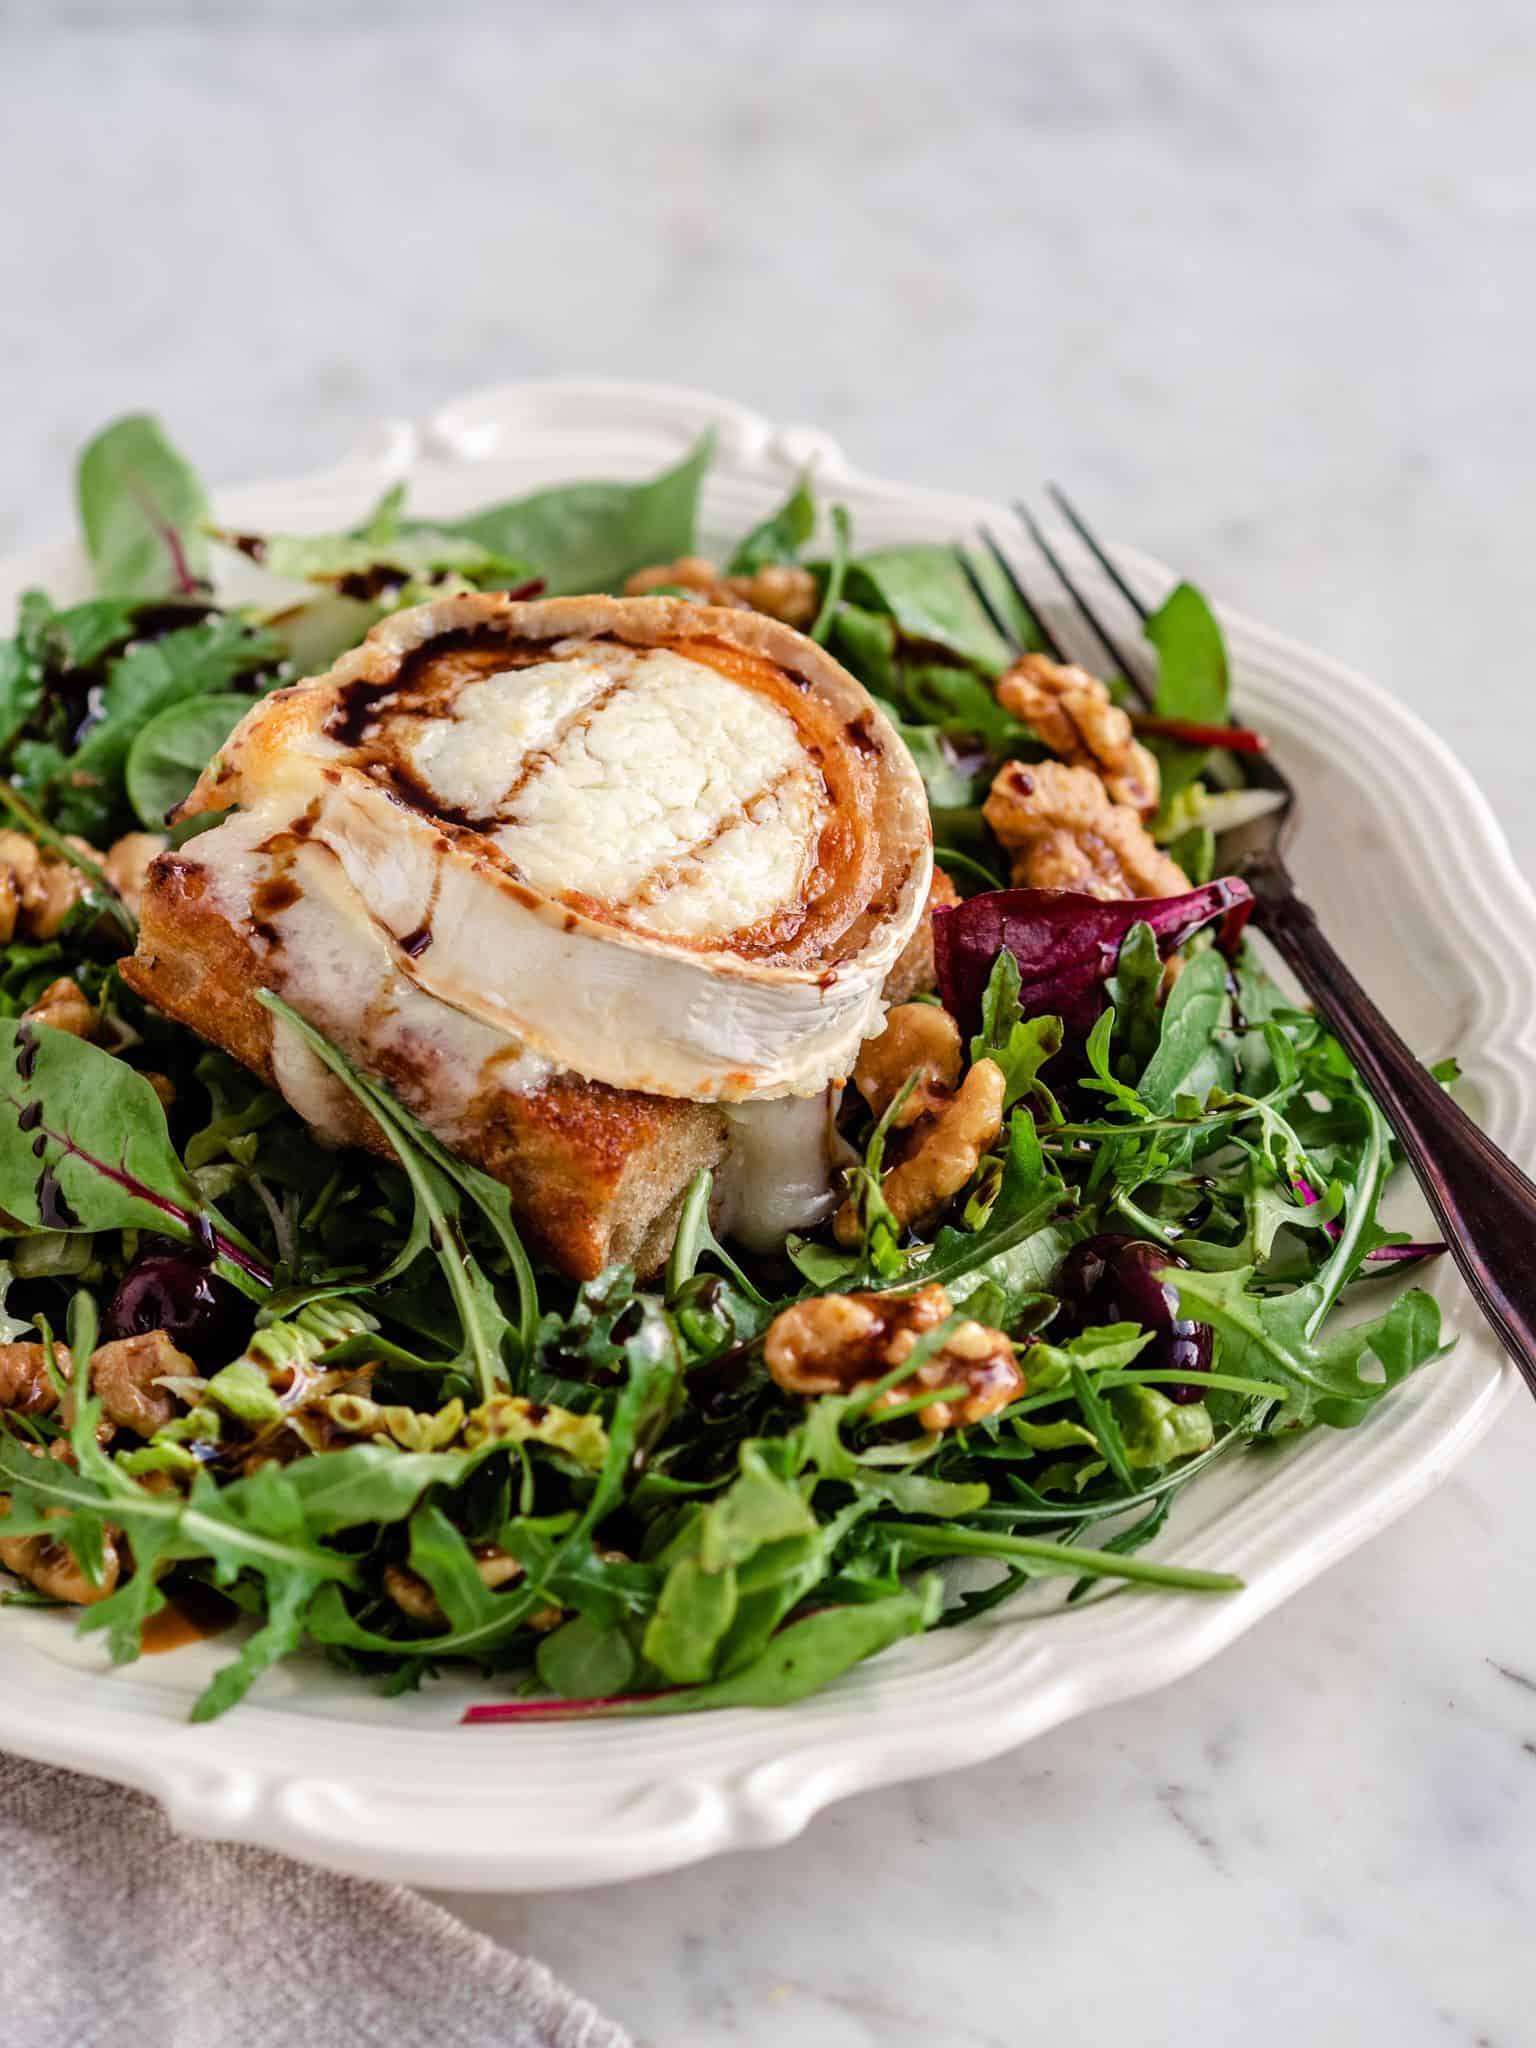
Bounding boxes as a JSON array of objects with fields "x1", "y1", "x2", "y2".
[
  {"x1": 0, "y1": 596, "x2": 56, "y2": 758},
  {"x1": 432, "y1": 433, "x2": 714, "y2": 594},
  {"x1": 0, "y1": 592, "x2": 203, "y2": 767},
  {"x1": 17, "y1": 614, "x2": 278, "y2": 840},
  {"x1": 537, "y1": 1612, "x2": 637, "y2": 1698},
  {"x1": 846, "y1": 549, "x2": 1017, "y2": 672},
  {"x1": 828, "y1": 601, "x2": 899, "y2": 695},
  {"x1": 642, "y1": 1554, "x2": 740, "y2": 1683},
  {"x1": 1110, "y1": 1384, "x2": 1215, "y2": 1466},
  {"x1": 1143, "y1": 582, "x2": 1228, "y2": 805},
  {"x1": 76, "y1": 415, "x2": 212, "y2": 598},
  {"x1": 885, "y1": 717, "x2": 985, "y2": 811},
  {"x1": 125, "y1": 692, "x2": 252, "y2": 831},
  {"x1": 1145, "y1": 582, "x2": 1228, "y2": 724},
  {"x1": 884, "y1": 661, "x2": 1034, "y2": 759},
  {"x1": 726, "y1": 475, "x2": 814, "y2": 573},
  {"x1": 632, "y1": 1583, "x2": 942, "y2": 1715}
]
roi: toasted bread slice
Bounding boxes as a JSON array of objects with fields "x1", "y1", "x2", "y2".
[{"x1": 122, "y1": 851, "x2": 727, "y2": 1281}]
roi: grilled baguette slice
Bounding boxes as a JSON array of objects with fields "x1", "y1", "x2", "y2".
[{"x1": 124, "y1": 851, "x2": 727, "y2": 1280}]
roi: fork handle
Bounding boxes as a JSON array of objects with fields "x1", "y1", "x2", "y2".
[{"x1": 1245, "y1": 853, "x2": 1536, "y2": 1396}]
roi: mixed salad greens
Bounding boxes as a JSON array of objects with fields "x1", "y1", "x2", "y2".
[{"x1": 0, "y1": 416, "x2": 1451, "y2": 1723}]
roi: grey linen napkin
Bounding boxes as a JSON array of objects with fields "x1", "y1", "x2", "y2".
[{"x1": 0, "y1": 1752, "x2": 632, "y2": 2048}]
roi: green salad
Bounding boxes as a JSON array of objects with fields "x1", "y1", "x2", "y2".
[{"x1": 0, "y1": 415, "x2": 1450, "y2": 1724}]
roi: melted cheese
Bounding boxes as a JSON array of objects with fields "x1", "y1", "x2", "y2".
[
  {"x1": 717, "y1": 1092, "x2": 839, "y2": 1251},
  {"x1": 394, "y1": 647, "x2": 828, "y2": 943},
  {"x1": 172, "y1": 595, "x2": 932, "y2": 1104},
  {"x1": 200, "y1": 809, "x2": 550, "y2": 1142}
]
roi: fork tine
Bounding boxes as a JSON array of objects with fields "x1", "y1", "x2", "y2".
[
  {"x1": 1044, "y1": 484, "x2": 1152, "y2": 624},
  {"x1": 1012, "y1": 502, "x2": 1154, "y2": 709},
  {"x1": 975, "y1": 528, "x2": 1068, "y2": 662},
  {"x1": 954, "y1": 545, "x2": 1027, "y2": 657}
]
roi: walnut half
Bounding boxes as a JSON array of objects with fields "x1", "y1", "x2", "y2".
[
  {"x1": 836, "y1": 1005, "x2": 1006, "y2": 1246},
  {"x1": 0, "y1": 830, "x2": 88, "y2": 943},
  {"x1": 0, "y1": 1331, "x2": 196, "y2": 1439},
  {"x1": 984, "y1": 759, "x2": 1190, "y2": 901},
  {"x1": 997, "y1": 653, "x2": 1161, "y2": 817},
  {"x1": 0, "y1": 1526, "x2": 121, "y2": 1606},
  {"x1": 384, "y1": 1547, "x2": 563, "y2": 1634},
  {"x1": 764, "y1": 1282, "x2": 1023, "y2": 1433},
  {"x1": 22, "y1": 976, "x2": 96, "y2": 1040},
  {"x1": 624, "y1": 555, "x2": 820, "y2": 628}
]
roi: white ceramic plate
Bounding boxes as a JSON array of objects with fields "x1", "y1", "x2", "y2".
[{"x1": 0, "y1": 379, "x2": 1529, "y2": 1892}]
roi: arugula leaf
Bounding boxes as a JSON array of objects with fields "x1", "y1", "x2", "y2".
[
  {"x1": 905, "y1": 1180, "x2": 1069, "y2": 1314},
  {"x1": 971, "y1": 954, "x2": 1065, "y2": 1112},
  {"x1": 1083, "y1": 1008, "x2": 1149, "y2": 1120},
  {"x1": 76, "y1": 415, "x2": 212, "y2": 597},
  {"x1": 432, "y1": 433, "x2": 714, "y2": 594},
  {"x1": 873, "y1": 1521, "x2": 1239, "y2": 1593},
  {"x1": 0, "y1": 1418, "x2": 356, "y2": 1716},
  {"x1": 0, "y1": 435, "x2": 1467, "y2": 1728},
  {"x1": 726, "y1": 475, "x2": 815, "y2": 573},
  {"x1": 191, "y1": 1564, "x2": 319, "y2": 1724},
  {"x1": 1166, "y1": 1263, "x2": 1444, "y2": 1429},
  {"x1": 258, "y1": 993, "x2": 539, "y2": 1387},
  {"x1": 311, "y1": 1303, "x2": 682, "y2": 1666},
  {"x1": 272, "y1": 1443, "x2": 467, "y2": 1535},
  {"x1": 665, "y1": 1167, "x2": 772, "y2": 1314},
  {"x1": 1104, "y1": 922, "x2": 1164, "y2": 1074},
  {"x1": 1137, "y1": 949, "x2": 1234, "y2": 1115}
]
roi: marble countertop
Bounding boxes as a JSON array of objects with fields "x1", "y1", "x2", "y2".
[{"x1": 5, "y1": 3, "x2": 1533, "y2": 2040}]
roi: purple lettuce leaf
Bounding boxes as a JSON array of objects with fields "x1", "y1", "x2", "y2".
[{"x1": 933, "y1": 878, "x2": 1254, "y2": 1036}]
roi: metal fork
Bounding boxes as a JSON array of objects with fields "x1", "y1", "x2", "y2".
[{"x1": 958, "y1": 494, "x2": 1536, "y2": 1399}]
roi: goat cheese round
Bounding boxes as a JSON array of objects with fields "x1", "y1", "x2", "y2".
[{"x1": 174, "y1": 592, "x2": 933, "y2": 1102}]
